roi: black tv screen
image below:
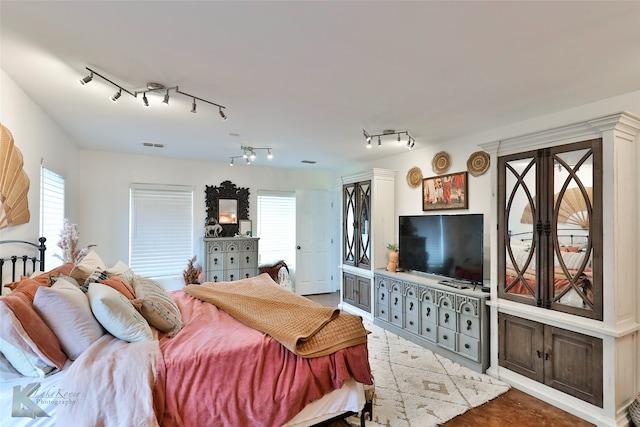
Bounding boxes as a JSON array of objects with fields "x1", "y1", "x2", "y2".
[{"x1": 398, "y1": 214, "x2": 484, "y2": 282}]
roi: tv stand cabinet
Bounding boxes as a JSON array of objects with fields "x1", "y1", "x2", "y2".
[{"x1": 374, "y1": 269, "x2": 490, "y2": 373}]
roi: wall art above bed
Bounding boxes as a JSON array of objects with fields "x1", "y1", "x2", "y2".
[
  {"x1": 0, "y1": 124, "x2": 30, "y2": 230},
  {"x1": 205, "y1": 180, "x2": 249, "y2": 237}
]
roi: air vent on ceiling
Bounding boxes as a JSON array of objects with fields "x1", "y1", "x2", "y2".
[{"x1": 142, "y1": 142, "x2": 164, "y2": 148}]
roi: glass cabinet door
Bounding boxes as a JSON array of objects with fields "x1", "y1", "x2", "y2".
[
  {"x1": 547, "y1": 140, "x2": 602, "y2": 319},
  {"x1": 343, "y1": 183, "x2": 356, "y2": 266},
  {"x1": 356, "y1": 181, "x2": 371, "y2": 268},
  {"x1": 498, "y1": 151, "x2": 538, "y2": 305}
]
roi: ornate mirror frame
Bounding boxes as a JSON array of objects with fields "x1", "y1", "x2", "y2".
[{"x1": 205, "y1": 181, "x2": 250, "y2": 237}]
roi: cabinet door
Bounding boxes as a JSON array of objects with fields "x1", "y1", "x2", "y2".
[
  {"x1": 546, "y1": 140, "x2": 602, "y2": 319},
  {"x1": 498, "y1": 313, "x2": 544, "y2": 382},
  {"x1": 342, "y1": 272, "x2": 356, "y2": 305},
  {"x1": 356, "y1": 181, "x2": 371, "y2": 269},
  {"x1": 544, "y1": 325, "x2": 603, "y2": 407},
  {"x1": 356, "y1": 276, "x2": 371, "y2": 312}
]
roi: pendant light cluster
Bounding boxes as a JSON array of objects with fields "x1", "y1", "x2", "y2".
[
  {"x1": 79, "y1": 67, "x2": 227, "y2": 120},
  {"x1": 229, "y1": 146, "x2": 273, "y2": 166},
  {"x1": 363, "y1": 129, "x2": 416, "y2": 150}
]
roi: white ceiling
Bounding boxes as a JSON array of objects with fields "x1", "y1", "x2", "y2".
[{"x1": 2, "y1": 1, "x2": 639, "y2": 171}]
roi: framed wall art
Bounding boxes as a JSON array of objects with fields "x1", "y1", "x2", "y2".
[{"x1": 422, "y1": 171, "x2": 468, "y2": 211}]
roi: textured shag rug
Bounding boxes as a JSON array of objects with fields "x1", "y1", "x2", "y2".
[{"x1": 346, "y1": 321, "x2": 510, "y2": 427}]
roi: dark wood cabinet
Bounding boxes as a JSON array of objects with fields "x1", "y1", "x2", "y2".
[
  {"x1": 499, "y1": 313, "x2": 603, "y2": 407},
  {"x1": 342, "y1": 272, "x2": 371, "y2": 312}
]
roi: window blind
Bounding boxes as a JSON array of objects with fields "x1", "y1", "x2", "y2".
[
  {"x1": 129, "y1": 184, "x2": 193, "y2": 278},
  {"x1": 257, "y1": 191, "x2": 296, "y2": 268},
  {"x1": 40, "y1": 165, "x2": 65, "y2": 267}
]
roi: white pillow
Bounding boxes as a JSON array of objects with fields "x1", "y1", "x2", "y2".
[
  {"x1": 70, "y1": 250, "x2": 106, "y2": 283},
  {"x1": 106, "y1": 261, "x2": 136, "y2": 284},
  {"x1": 88, "y1": 283, "x2": 153, "y2": 343},
  {"x1": 132, "y1": 276, "x2": 182, "y2": 337},
  {"x1": 0, "y1": 336, "x2": 54, "y2": 378},
  {"x1": 33, "y1": 278, "x2": 105, "y2": 360}
]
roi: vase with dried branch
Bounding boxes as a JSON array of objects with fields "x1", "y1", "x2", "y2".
[
  {"x1": 183, "y1": 256, "x2": 203, "y2": 285},
  {"x1": 54, "y1": 218, "x2": 96, "y2": 264}
]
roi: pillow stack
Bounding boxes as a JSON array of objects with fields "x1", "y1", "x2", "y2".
[{"x1": 0, "y1": 250, "x2": 183, "y2": 378}]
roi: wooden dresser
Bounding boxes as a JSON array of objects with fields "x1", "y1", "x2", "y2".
[{"x1": 203, "y1": 237, "x2": 259, "y2": 282}]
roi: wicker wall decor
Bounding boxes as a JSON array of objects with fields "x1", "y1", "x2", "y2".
[
  {"x1": 0, "y1": 124, "x2": 30, "y2": 230},
  {"x1": 432, "y1": 151, "x2": 451, "y2": 174}
]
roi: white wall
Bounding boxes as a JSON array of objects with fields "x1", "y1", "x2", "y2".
[
  {"x1": 77, "y1": 150, "x2": 334, "y2": 268},
  {"x1": 0, "y1": 69, "x2": 79, "y2": 262}
]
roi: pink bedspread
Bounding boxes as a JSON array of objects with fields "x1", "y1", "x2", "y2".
[{"x1": 153, "y1": 290, "x2": 372, "y2": 427}]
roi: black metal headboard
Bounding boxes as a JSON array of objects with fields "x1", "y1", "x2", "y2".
[{"x1": 0, "y1": 237, "x2": 47, "y2": 285}]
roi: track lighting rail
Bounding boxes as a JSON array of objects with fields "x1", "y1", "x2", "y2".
[
  {"x1": 79, "y1": 67, "x2": 227, "y2": 118},
  {"x1": 363, "y1": 128, "x2": 416, "y2": 150},
  {"x1": 229, "y1": 146, "x2": 273, "y2": 166}
]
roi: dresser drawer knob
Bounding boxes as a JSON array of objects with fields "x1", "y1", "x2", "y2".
[
  {"x1": 465, "y1": 307, "x2": 470, "y2": 312},
  {"x1": 443, "y1": 334, "x2": 448, "y2": 340},
  {"x1": 467, "y1": 320, "x2": 472, "y2": 330},
  {"x1": 444, "y1": 313, "x2": 450, "y2": 323},
  {"x1": 465, "y1": 343, "x2": 470, "y2": 349},
  {"x1": 409, "y1": 321, "x2": 414, "y2": 326},
  {"x1": 426, "y1": 327, "x2": 431, "y2": 332}
]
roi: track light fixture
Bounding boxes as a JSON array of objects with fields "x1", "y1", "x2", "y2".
[
  {"x1": 78, "y1": 66, "x2": 227, "y2": 119},
  {"x1": 229, "y1": 145, "x2": 274, "y2": 166},
  {"x1": 79, "y1": 71, "x2": 93, "y2": 85},
  {"x1": 110, "y1": 89, "x2": 122, "y2": 103},
  {"x1": 362, "y1": 128, "x2": 416, "y2": 150}
]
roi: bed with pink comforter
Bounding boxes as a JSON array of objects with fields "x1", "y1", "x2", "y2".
[{"x1": 56, "y1": 289, "x2": 372, "y2": 427}]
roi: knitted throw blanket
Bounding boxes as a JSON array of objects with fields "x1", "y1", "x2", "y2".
[{"x1": 184, "y1": 274, "x2": 369, "y2": 358}]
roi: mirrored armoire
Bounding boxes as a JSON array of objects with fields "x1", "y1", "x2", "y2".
[{"x1": 481, "y1": 112, "x2": 640, "y2": 426}]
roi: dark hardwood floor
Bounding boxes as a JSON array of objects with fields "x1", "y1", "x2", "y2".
[{"x1": 306, "y1": 292, "x2": 595, "y2": 427}]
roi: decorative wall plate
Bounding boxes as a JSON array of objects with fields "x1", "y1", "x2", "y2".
[
  {"x1": 432, "y1": 151, "x2": 451, "y2": 174},
  {"x1": 406, "y1": 167, "x2": 423, "y2": 188},
  {"x1": 467, "y1": 151, "x2": 490, "y2": 177}
]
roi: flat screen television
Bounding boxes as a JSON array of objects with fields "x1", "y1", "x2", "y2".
[{"x1": 398, "y1": 214, "x2": 484, "y2": 283}]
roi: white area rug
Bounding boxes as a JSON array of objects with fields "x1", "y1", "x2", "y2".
[{"x1": 347, "y1": 321, "x2": 510, "y2": 427}]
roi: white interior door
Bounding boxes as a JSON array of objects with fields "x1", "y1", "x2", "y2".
[{"x1": 295, "y1": 189, "x2": 332, "y2": 295}]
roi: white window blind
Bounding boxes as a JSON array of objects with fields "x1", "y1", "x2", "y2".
[
  {"x1": 129, "y1": 184, "x2": 193, "y2": 278},
  {"x1": 257, "y1": 191, "x2": 296, "y2": 268},
  {"x1": 40, "y1": 165, "x2": 65, "y2": 268}
]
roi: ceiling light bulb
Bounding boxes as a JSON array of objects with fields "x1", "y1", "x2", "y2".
[
  {"x1": 110, "y1": 89, "x2": 121, "y2": 103},
  {"x1": 219, "y1": 107, "x2": 227, "y2": 120},
  {"x1": 230, "y1": 158, "x2": 234, "y2": 166},
  {"x1": 142, "y1": 93, "x2": 149, "y2": 107},
  {"x1": 245, "y1": 157, "x2": 251, "y2": 165},
  {"x1": 363, "y1": 129, "x2": 372, "y2": 143},
  {"x1": 243, "y1": 151, "x2": 248, "y2": 159},
  {"x1": 79, "y1": 73, "x2": 93, "y2": 85},
  {"x1": 162, "y1": 91, "x2": 170, "y2": 105},
  {"x1": 267, "y1": 149, "x2": 273, "y2": 159},
  {"x1": 191, "y1": 99, "x2": 197, "y2": 114},
  {"x1": 250, "y1": 151, "x2": 256, "y2": 161},
  {"x1": 367, "y1": 140, "x2": 372, "y2": 149}
]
